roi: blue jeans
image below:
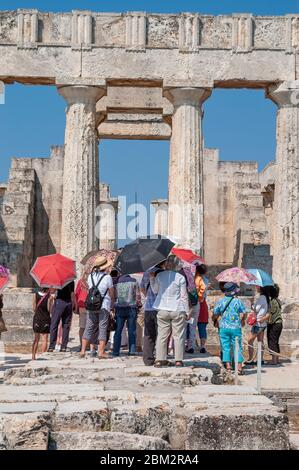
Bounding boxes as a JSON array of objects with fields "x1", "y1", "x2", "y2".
[
  {"x1": 197, "y1": 322, "x2": 207, "y2": 339},
  {"x1": 219, "y1": 327, "x2": 243, "y2": 363},
  {"x1": 113, "y1": 307, "x2": 137, "y2": 356}
]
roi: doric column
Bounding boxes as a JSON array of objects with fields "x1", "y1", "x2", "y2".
[
  {"x1": 98, "y1": 200, "x2": 118, "y2": 251},
  {"x1": 164, "y1": 87, "x2": 211, "y2": 251},
  {"x1": 58, "y1": 85, "x2": 105, "y2": 264},
  {"x1": 267, "y1": 81, "x2": 299, "y2": 300},
  {"x1": 151, "y1": 199, "x2": 169, "y2": 236}
]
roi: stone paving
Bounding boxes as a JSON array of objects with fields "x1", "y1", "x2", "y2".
[{"x1": 0, "y1": 349, "x2": 291, "y2": 450}]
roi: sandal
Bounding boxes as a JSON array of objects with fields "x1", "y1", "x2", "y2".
[
  {"x1": 238, "y1": 368, "x2": 244, "y2": 376},
  {"x1": 175, "y1": 361, "x2": 184, "y2": 368},
  {"x1": 154, "y1": 360, "x2": 171, "y2": 368},
  {"x1": 244, "y1": 360, "x2": 256, "y2": 366},
  {"x1": 98, "y1": 354, "x2": 109, "y2": 360}
]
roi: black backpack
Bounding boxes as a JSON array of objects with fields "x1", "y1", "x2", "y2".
[{"x1": 85, "y1": 272, "x2": 108, "y2": 312}]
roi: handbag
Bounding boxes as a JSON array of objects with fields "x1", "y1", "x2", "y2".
[
  {"x1": 213, "y1": 296, "x2": 234, "y2": 328},
  {"x1": 247, "y1": 312, "x2": 257, "y2": 326}
]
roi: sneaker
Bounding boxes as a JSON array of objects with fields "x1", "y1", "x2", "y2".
[
  {"x1": 200, "y1": 347, "x2": 207, "y2": 354},
  {"x1": 185, "y1": 348, "x2": 194, "y2": 354},
  {"x1": 54, "y1": 344, "x2": 61, "y2": 352}
]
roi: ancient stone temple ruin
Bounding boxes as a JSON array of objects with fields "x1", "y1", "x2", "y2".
[
  {"x1": 0, "y1": 10, "x2": 298, "y2": 353},
  {"x1": 0, "y1": 145, "x2": 275, "y2": 286}
]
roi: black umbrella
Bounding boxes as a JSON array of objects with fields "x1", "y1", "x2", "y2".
[{"x1": 114, "y1": 235, "x2": 175, "y2": 274}]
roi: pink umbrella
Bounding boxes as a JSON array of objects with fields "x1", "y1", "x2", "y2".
[{"x1": 216, "y1": 267, "x2": 257, "y2": 285}]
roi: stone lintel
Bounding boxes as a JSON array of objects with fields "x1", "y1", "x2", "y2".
[
  {"x1": 98, "y1": 121, "x2": 171, "y2": 140},
  {"x1": 107, "y1": 78, "x2": 163, "y2": 88},
  {"x1": 56, "y1": 77, "x2": 106, "y2": 88},
  {"x1": 163, "y1": 79, "x2": 214, "y2": 90},
  {"x1": 96, "y1": 87, "x2": 173, "y2": 115}
]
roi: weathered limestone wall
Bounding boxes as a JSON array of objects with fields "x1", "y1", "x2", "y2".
[
  {"x1": 0, "y1": 147, "x2": 64, "y2": 286},
  {"x1": 0, "y1": 146, "x2": 119, "y2": 285},
  {"x1": 203, "y1": 149, "x2": 235, "y2": 265},
  {"x1": 30, "y1": 146, "x2": 64, "y2": 258},
  {"x1": 0, "y1": 164, "x2": 35, "y2": 287},
  {"x1": 194, "y1": 149, "x2": 272, "y2": 273}
]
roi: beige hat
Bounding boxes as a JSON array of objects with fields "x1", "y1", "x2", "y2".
[{"x1": 93, "y1": 256, "x2": 113, "y2": 271}]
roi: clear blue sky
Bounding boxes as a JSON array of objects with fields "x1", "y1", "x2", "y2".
[{"x1": 1, "y1": 0, "x2": 298, "y2": 222}]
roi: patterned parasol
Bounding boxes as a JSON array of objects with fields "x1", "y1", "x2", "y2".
[{"x1": 216, "y1": 267, "x2": 257, "y2": 285}]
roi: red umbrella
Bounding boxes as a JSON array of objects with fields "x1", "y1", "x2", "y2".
[
  {"x1": 0, "y1": 265, "x2": 10, "y2": 293},
  {"x1": 172, "y1": 248, "x2": 206, "y2": 265},
  {"x1": 0, "y1": 277, "x2": 9, "y2": 293},
  {"x1": 30, "y1": 253, "x2": 76, "y2": 289}
]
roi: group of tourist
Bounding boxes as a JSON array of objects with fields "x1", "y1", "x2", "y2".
[{"x1": 1, "y1": 252, "x2": 283, "y2": 371}]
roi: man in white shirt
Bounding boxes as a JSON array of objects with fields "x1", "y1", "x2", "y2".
[{"x1": 150, "y1": 255, "x2": 190, "y2": 367}]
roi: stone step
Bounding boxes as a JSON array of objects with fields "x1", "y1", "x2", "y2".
[
  {"x1": 283, "y1": 319, "x2": 299, "y2": 329},
  {"x1": 280, "y1": 329, "x2": 299, "y2": 343},
  {"x1": 48, "y1": 431, "x2": 170, "y2": 450},
  {"x1": 1, "y1": 326, "x2": 34, "y2": 343},
  {"x1": 2, "y1": 289, "x2": 35, "y2": 309},
  {"x1": 2, "y1": 309, "x2": 34, "y2": 327}
]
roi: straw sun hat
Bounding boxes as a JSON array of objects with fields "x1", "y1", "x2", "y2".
[{"x1": 92, "y1": 256, "x2": 113, "y2": 271}]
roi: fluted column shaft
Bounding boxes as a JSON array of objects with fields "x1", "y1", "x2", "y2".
[
  {"x1": 267, "y1": 81, "x2": 299, "y2": 300},
  {"x1": 98, "y1": 201, "x2": 118, "y2": 250},
  {"x1": 58, "y1": 85, "x2": 105, "y2": 264},
  {"x1": 165, "y1": 87, "x2": 211, "y2": 252}
]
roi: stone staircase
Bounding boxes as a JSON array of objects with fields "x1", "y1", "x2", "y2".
[
  {"x1": 0, "y1": 161, "x2": 36, "y2": 287},
  {"x1": 0, "y1": 352, "x2": 290, "y2": 450}
]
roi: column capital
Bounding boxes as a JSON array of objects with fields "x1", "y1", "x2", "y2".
[
  {"x1": 99, "y1": 199, "x2": 119, "y2": 211},
  {"x1": 163, "y1": 87, "x2": 212, "y2": 107},
  {"x1": 58, "y1": 85, "x2": 106, "y2": 106},
  {"x1": 266, "y1": 80, "x2": 299, "y2": 107}
]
